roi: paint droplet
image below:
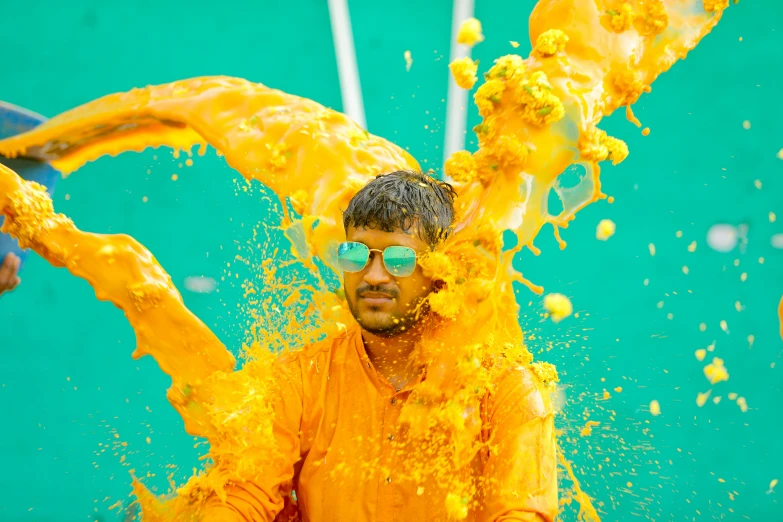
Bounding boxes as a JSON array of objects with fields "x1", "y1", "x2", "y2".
[
  {"x1": 648, "y1": 243, "x2": 656, "y2": 256},
  {"x1": 704, "y1": 357, "x2": 729, "y2": 384},
  {"x1": 510, "y1": 41, "x2": 520, "y2": 48},
  {"x1": 740, "y1": 272, "x2": 747, "y2": 282},
  {"x1": 754, "y1": 179, "x2": 762, "y2": 189},
  {"x1": 737, "y1": 396, "x2": 748, "y2": 412},
  {"x1": 543, "y1": 293, "x2": 572, "y2": 323},
  {"x1": 596, "y1": 219, "x2": 616, "y2": 241},
  {"x1": 580, "y1": 420, "x2": 601, "y2": 437},
  {"x1": 649, "y1": 400, "x2": 661, "y2": 416},
  {"x1": 642, "y1": 127, "x2": 650, "y2": 136},
  {"x1": 687, "y1": 241, "x2": 697, "y2": 252},
  {"x1": 456, "y1": 17, "x2": 484, "y2": 47},
  {"x1": 171, "y1": 174, "x2": 178, "y2": 181},
  {"x1": 142, "y1": 196, "x2": 149, "y2": 203},
  {"x1": 404, "y1": 50, "x2": 413, "y2": 72},
  {"x1": 682, "y1": 266, "x2": 689, "y2": 275},
  {"x1": 742, "y1": 120, "x2": 751, "y2": 130},
  {"x1": 64, "y1": 194, "x2": 71, "y2": 200},
  {"x1": 696, "y1": 390, "x2": 711, "y2": 407},
  {"x1": 185, "y1": 159, "x2": 193, "y2": 167},
  {"x1": 695, "y1": 349, "x2": 706, "y2": 361},
  {"x1": 770, "y1": 212, "x2": 776, "y2": 223}
]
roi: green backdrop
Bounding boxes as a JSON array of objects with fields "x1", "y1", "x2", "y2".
[{"x1": 0, "y1": 0, "x2": 780, "y2": 520}]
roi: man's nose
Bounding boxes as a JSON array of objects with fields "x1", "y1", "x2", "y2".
[{"x1": 363, "y1": 253, "x2": 391, "y2": 286}]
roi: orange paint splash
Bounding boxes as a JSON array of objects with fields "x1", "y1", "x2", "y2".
[{"x1": 0, "y1": 0, "x2": 732, "y2": 519}]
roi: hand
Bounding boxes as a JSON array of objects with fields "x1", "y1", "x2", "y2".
[{"x1": 0, "y1": 253, "x2": 21, "y2": 296}]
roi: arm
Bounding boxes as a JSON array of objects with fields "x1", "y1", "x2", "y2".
[
  {"x1": 202, "y1": 355, "x2": 304, "y2": 522},
  {"x1": 477, "y1": 366, "x2": 558, "y2": 522},
  {"x1": 0, "y1": 252, "x2": 21, "y2": 296}
]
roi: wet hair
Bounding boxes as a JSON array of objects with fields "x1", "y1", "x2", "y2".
[{"x1": 343, "y1": 170, "x2": 457, "y2": 248}]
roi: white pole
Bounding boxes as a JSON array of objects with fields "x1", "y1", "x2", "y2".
[
  {"x1": 443, "y1": 0, "x2": 475, "y2": 176},
  {"x1": 327, "y1": 0, "x2": 367, "y2": 130}
]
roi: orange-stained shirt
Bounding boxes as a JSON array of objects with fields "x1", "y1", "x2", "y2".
[{"x1": 204, "y1": 324, "x2": 557, "y2": 522}]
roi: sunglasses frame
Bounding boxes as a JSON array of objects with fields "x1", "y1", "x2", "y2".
[{"x1": 337, "y1": 241, "x2": 418, "y2": 277}]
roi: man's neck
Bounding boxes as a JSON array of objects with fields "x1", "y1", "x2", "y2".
[{"x1": 361, "y1": 324, "x2": 423, "y2": 392}]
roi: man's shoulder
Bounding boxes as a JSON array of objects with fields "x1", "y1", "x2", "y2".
[{"x1": 487, "y1": 361, "x2": 554, "y2": 420}]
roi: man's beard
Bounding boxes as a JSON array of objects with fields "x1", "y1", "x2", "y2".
[{"x1": 346, "y1": 287, "x2": 429, "y2": 337}]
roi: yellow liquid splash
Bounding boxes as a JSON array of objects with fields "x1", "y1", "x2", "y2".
[{"x1": 0, "y1": 0, "x2": 742, "y2": 520}]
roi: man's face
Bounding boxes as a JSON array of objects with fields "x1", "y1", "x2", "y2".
[{"x1": 343, "y1": 226, "x2": 434, "y2": 336}]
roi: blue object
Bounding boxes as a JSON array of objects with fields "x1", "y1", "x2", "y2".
[{"x1": 0, "y1": 101, "x2": 60, "y2": 271}]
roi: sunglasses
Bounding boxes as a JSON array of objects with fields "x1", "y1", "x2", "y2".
[{"x1": 337, "y1": 242, "x2": 418, "y2": 277}]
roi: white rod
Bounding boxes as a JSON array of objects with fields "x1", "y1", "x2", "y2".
[
  {"x1": 327, "y1": 0, "x2": 367, "y2": 130},
  {"x1": 443, "y1": 0, "x2": 475, "y2": 175}
]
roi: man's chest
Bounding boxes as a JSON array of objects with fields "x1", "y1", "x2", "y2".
[{"x1": 291, "y1": 364, "x2": 484, "y2": 522}]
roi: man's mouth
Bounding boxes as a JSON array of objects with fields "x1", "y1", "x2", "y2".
[{"x1": 358, "y1": 291, "x2": 395, "y2": 305}]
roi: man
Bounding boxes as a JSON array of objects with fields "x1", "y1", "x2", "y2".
[
  {"x1": 0, "y1": 101, "x2": 61, "y2": 297},
  {"x1": 204, "y1": 170, "x2": 556, "y2": 521}
]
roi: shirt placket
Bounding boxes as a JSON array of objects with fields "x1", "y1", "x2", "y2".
[{"x1": 376, "y1": 388, "x2": 403, "y2": 522}]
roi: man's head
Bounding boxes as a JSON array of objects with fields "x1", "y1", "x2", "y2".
[{"x1": 341, "y1": 170, "x2": 456, "y2": 336}]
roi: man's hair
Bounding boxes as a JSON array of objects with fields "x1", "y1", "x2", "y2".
[{"x1": 343, "y1": 170, "x2": 457, "y2": 248}]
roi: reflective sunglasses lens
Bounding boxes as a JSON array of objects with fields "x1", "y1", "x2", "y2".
[
  {"x1": 383, "y1": 246, "x2": 417, "y2": 277},
  {"x1": 337, "y1": 242, "x2": 369, "y2": 272}
]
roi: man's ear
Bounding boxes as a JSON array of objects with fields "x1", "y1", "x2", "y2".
[{"x1": 432, "y1": 279, "x2": 446, "y2": 293}]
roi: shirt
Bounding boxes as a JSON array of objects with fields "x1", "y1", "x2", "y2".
[{"x1": 203, "y1": 324, "x2": 557, "y2": 522}]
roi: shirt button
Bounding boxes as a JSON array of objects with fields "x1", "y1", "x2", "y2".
[
  {"x1": 386, "y1": 476, "x2": 392, "y2": 484},
  {"x1": 390, "y1": 398, "x2": 397, "y2": 405},
  {"x1": 388, "y1": 434, "x2": 395, "y2": 441}
]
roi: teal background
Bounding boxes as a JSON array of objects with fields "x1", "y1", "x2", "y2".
[{"x1": 0, "y1": 0, "x2": 781, "y2": 520}]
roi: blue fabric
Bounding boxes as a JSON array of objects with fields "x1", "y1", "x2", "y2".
[{"x1": 0, "y1": 103, "x2": 60, "y2": 271}]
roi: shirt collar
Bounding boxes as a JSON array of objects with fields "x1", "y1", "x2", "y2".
[{"x1": 349, "y1": 322, "x2": 426, "y2": 396}]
